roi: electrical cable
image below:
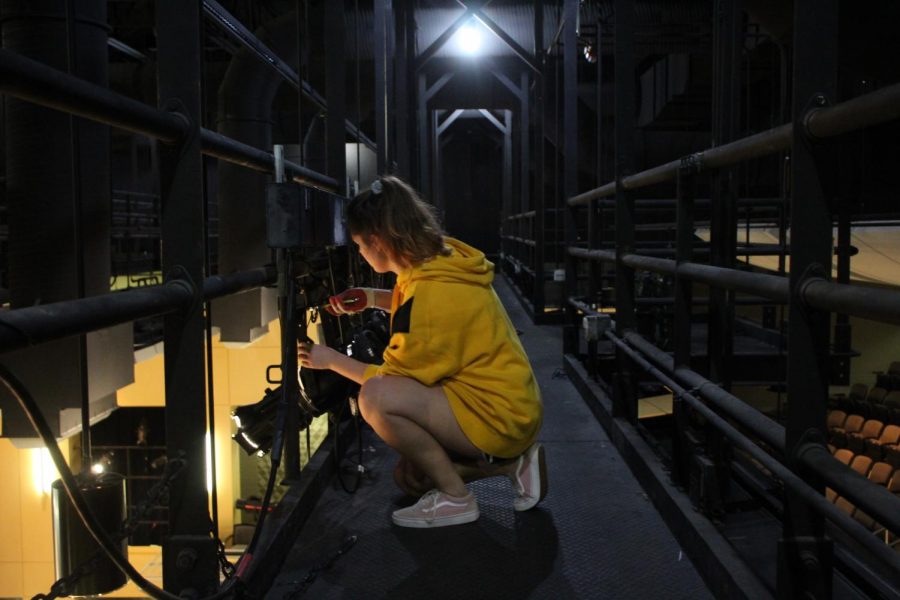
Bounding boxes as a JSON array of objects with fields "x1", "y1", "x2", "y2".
[{"x1": 0, "y1": 364, "x2": 238, "y2": 600}]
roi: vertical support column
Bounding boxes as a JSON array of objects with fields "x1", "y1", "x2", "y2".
[
  {"x1": 672, "y1": 161, "x2": 698, "y2": 485},
  {"x1": 778, "y1": 0, "x2": 838, "y2": 597},
  {"x1": 503, "y1": 110, "x2": 513, "y2": 223},
  {"x1": 589, "y1": 20, "x2": 603, "y2": 304},
  {"x1": 562, "y1": 0, "x2": 579, "y2": 351},
  {"x1": 708, "y1": 0, "x2": 740, "y2": 389},
  {"x1": 325, "y1": 0, "x2": 347, "y2": 192},
  {"x1": 418, "y1": 73, "x2": 429, "y2": 197},
  {"x1": 520, "y1": 72, "x2": 530, "y2": 217},
  {"x1": 532, "y1": 0, "x2": 546, "y2": 315},
  {"x1": 833, "y1": 201, "x2": 852, "y2": 384},
  {"x1": 156, "y1": 0, "x2": 217, "y2": 594},
  {"x1": 395, "y1": 3, "x2": 413, "y2": 179},
  {"x1": 613, "y1": 0, "x2": 637, "y2": 422},
  {"x1": 374, "y1": 0, "x2": 388, "y2": 174}
]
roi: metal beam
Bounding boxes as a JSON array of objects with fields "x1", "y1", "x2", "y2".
[
  {"x1": 436, "y1": 108, "x2": 465, "y2": 136},
  {"x1": 470, "y1": 6, "x2": 541, "y2": 74},
  {"x1": 415, "y1": 7, "x2": 476, "y2": 71}
]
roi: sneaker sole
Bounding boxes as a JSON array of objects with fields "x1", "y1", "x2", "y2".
[
  {"x1": 392, "y1": 507, "x2": 480, "y2": 528},
  {"x1": 514, "y1": 443, "x2": 548, "y2": 512}
]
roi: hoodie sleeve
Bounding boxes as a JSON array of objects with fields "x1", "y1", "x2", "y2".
[{"x1": 361, "y1": 288, "x2": 463, "y2": 385}]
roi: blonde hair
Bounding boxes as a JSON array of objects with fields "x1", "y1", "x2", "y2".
[{"x1": 347, "y1": 175, "x2": 450, "y2": 265}]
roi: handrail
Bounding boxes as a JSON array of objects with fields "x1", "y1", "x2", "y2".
[
  {"x1": 569, "y1": 80, "x2": 900, "y2": 206},
  {"x1": 569, "y1": 246, "x2": 900, "y2": 326},
  {"x1": 506, "y1": 210, "x2": 537, "y2": 220},
  {"x1": 0, "y1": 267, "x2": 276, "y2": 354},
  {"x1": 609, "y1": 330, "x2": 900, "y2": 576},
  {"x1": 0, "y1": 49, "x2": 338, "y2": 191}
]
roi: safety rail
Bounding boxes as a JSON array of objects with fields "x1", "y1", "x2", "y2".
[
  {"x1": 563, "y1": 6, "x2": 900, "y2": 592},
  {"x1": 0, "y1": 267, "x2": 275, "y2": 354},
  {"x1": 569, "y1": 81, "x2": 900, "y2": 206},
  {"x1": 0, "y1": 48, "x2": 338, "y2": 191}
]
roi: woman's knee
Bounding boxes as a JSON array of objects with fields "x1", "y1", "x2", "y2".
[{"x1": 357, "y1": 377, "x2": 391, "y2": 423}]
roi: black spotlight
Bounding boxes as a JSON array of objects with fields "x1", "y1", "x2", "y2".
[
  {"x1": 231, "y1": 387, "x2": 280, "y2": 456},
  {"x1": 232, "y1": 312, "x2": 390, "y2": 456}
]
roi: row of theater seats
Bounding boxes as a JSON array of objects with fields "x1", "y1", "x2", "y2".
[
  {"x1": 829, "y1": 382, "x2": 900, "y2": 426},
  {"x1": 825, "y1": 446, "x2": 900, "y2": 550},
  {"x1": 827, "y1": 410, "x2": 900, "y2": 467}
]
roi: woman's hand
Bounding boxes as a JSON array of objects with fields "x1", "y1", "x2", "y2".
[{"x1": 297, "y1": 340, "x2": 339, "y2": 370}]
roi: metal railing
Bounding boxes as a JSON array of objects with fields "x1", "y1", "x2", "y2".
[
  {"x1": 0, "y1": 48, "x2": 338, "y2": 191},
  {"x1": 565, "y1": 47, "x2": 900, "y2": 585}
]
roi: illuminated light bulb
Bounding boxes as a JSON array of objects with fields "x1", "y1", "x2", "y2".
[{"x1": 457, "y1": 24, "x2": 482, "y2": 55}]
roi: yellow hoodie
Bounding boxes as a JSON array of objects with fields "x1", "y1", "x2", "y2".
[{"x1": 361, "y1": 237, "x2": 542, "y2": 458}]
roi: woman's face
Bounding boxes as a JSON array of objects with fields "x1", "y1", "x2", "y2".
[{"x1": 353, "y1": 233, "x2": 400, "y2": 274}]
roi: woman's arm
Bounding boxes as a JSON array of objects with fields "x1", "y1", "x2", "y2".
[
  {"x1": 298, "y1": 341, "x2": 369, "y2": 384},
  {"x1": 372, "y1": 288, "x2": 393, "y2": 312}
]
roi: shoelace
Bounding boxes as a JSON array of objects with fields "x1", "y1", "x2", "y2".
[
  {"x1": 510, "y1": 456, "x2": 527, "y2": 496},
  {"x1": 417, "y1": 489, "x2": 443, "y2": 513}
]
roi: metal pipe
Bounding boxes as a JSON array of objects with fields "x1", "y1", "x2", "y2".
[
  {"x1": 801, "y1": 278, "x2": 900, "y2": 326},
  {"x1": 805, "y1": 81, "x2": 900, "y2": 140},
  {"x1": 201, "y1": 129, "x2": 337, "y2": 189},
  {"x1": 0, "y1": 47, "x2": 185, "y2": 142},
  {"x1": 798, "y1": 443, "x2": 900, "y2": 537},
  {"x1": 622, "y1": 331, "x2": 786, "y2": 451},
  {"x1": 201, "y1": 0, "x2": 375, "y2": 151},
  {"x1": 606, "y1": 330, "x2": 900, "y2": 576},
  {"x1": 568, "y1": 81, "x2": 900, "y2": 204},
  {"x1": 0, "y1": 48, "x2": 337, "y2": 190},
  {"x1": 0, "y1": 267, "x2": 275, "y2": 354}
]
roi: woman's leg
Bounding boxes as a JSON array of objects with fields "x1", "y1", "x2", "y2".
[
  {"x1": 358, "y1": 375, "x2": 479, "y2": 497},
  {"x1": 394, "y1": 455, "x2": 519, "y2": 497}
]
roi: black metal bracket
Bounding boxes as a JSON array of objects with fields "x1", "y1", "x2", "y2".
[{"x1": 165, "y1": 265, "x2": 202, "y2": 313}]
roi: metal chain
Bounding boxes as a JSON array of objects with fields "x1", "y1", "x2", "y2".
[
  {"x1": 32, "y1": 458, "x2": 188, "y2": 600},
  {"x1": 216, "y1": 536, "x2": 236, "y2": 579}
]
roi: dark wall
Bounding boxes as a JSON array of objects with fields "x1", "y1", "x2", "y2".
[{"x1": 438, "y1": 124, "x2": 502, "y2": 256}]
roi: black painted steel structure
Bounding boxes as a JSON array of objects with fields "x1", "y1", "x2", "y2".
[{"x1": 563, "y1": 1, "x2": 900, "y2": 597}]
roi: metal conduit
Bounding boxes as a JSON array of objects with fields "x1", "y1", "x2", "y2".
[
  {"x1": 606, "y1": 330, "x2": 900, "y2": 577},
  {"x1": 0, "y1": 267, "x2": 275, "y2": 354},
  {"x1": 0, "y1": 48, "x2": 337, "y2": 190}
]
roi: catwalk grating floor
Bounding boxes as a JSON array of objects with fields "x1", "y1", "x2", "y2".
[{"x1": 270, "y1": 277, "x2": 713, "y2": 599}]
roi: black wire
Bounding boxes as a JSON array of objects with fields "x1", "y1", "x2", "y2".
[
  {"x1": 332, "y1": 400, "x2": 364, "y2": 494},
  {"x1": 0, "y1": 365, "x2": 237, "y2": 600}
]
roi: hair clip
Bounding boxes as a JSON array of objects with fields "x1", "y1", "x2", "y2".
[{"x1": 370, "y1": 179, "x2": 383, "y2": 195}]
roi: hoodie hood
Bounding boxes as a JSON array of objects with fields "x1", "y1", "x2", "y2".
[{"x1": 398, "y1": 237, "x2": 494, "y2": 287}]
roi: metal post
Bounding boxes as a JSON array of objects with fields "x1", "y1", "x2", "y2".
[
  {"x1": 503, "y1": 110, "x2": 513, "y2": 228},
  {"x1": 613, "y1": 0, "x2": 637, "y2": 422},
  {"x1": 418, "y1": 73, "x2": 429, "y2": 196},
  {"x1": 562, "y1": 0, "x2": 579, "y2": 352},
  {"x1": 374, "y1": 0, "x2": 388, "y2": 173},
  {"x1": 532, "y1": 0, "x2": 546, "y2": 316},
  {"x1": 325, "y1": 0, "x2": 347, "y2": 193},
  {"x1": 778, "y1": 0, "x2": 838, "y2": 596},
  {"x1": 672, "y1": 161, "x2": 697, "y2": 485},
  {"x1": 520, "y1": 72, "x2": 530, "y2": 219},
  {"x1": 156, "y1": 0, "x2": 217, "y2": 594},
  {"x1": 395, "y1": 4, "x2": 414, "y2": 179},
  {"x1": 708, "y1": 0, "x2": 740, "y2": 390}
]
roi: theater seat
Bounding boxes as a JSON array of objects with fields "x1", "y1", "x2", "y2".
[
  {"x1": 848, "y1": 419, "x2": 885, "y2": 454},
  {"x1": 864, "y1": 424, "x2": 900, "y2": 461},
  {"x1": 831, "y1": 414, "x2": 865, "y2": 448},
  {"x1": 827, "y1": 410, "x2": 848, "y2": 430},
  {"x1": 833, "y1": 448, "x2": 854, "y2": 465},
  {"x1": 849, "y1": 454, "x2": 874, "y2": 477}
]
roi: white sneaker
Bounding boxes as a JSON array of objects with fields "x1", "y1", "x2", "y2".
[
  {"x1": 509, "y1": 443, "x2": 548, "y2": 511},
  {"x1": 391, "y1": 489, "x2": 480, "y2": 528}
]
